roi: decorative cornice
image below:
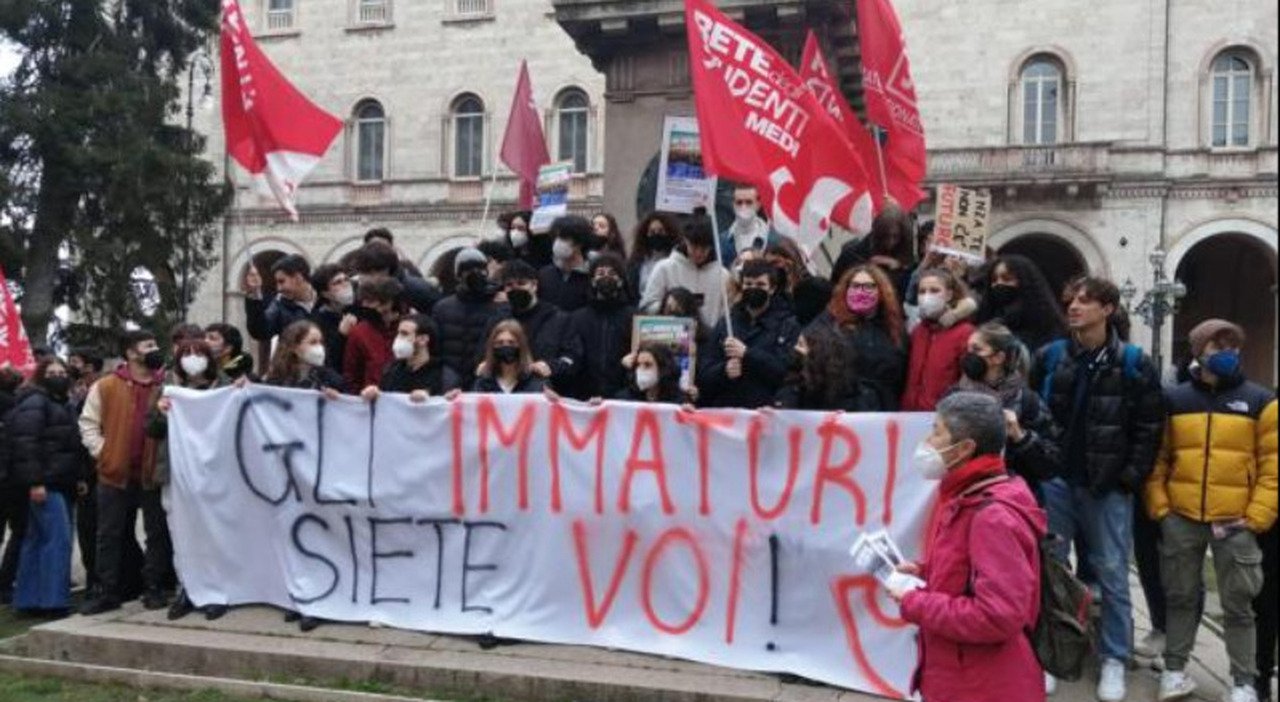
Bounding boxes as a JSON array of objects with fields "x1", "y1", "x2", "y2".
[{"x1": 229, "y1": 199, "x2": 606, "y2": 228}]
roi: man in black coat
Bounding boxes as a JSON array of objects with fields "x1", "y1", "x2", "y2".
[
  {"x1": 537, "y1": 216, "x2": 593, "y2": 313},
  {"x1": 243, "y1": 254, "x2": 321, "y2": 341},
  {"x1": 431, "y1": 248, "x2": 506, "y2": 389},
  {"x1": 568, "y1": 254, "x2": 634, "y2": 400},
  {"x1": 699, "y1": 260, "x2": 801, "y2": 409},
  {"x1": 487, "y1": 260, "x2": 583, "y2": 393},
  {"x1": 1030, "y1": 276, "x2": 1165, "y2": 698}
]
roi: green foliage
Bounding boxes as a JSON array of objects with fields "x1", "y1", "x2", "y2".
[{"x1": 0, "y1": 0, "x2": 230, "y2": 341}]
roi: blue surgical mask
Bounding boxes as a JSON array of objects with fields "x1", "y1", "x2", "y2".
[{"x1": 1204, "y1": 349, "x2": 1241, "y2": 378}]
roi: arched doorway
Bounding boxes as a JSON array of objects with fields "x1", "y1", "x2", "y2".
[
  {"x1": 997, "y1": 233, "x2": 1088, "y2": 301},
  {"x1": 1173, "y1": 232, "x2": 1277, "y2": 385}
]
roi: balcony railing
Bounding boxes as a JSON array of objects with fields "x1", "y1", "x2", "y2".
[
  {"x1": 266, "y1": 8, "x2": 294, "y2": 31},
  {"x1": 454, "y1": 0, "x2": 491, "y2": 15},
  {"x1": 927, "y1": 143, "x2": 1110, "y2": 181}
]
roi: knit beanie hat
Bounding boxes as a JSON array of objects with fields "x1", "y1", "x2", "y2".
[{"x1": 1188, "y1": 318, "x2": 1245, "y2": 357}]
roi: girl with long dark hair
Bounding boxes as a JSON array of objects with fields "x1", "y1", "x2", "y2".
[{"x1": 975, "y1": 254, "x2": 1067, "y2": 352}]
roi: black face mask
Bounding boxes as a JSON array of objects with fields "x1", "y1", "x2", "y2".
[
  {"x1": 985, "y1": 284, "x2": 1019, "y2": 308},
  {"x1": 143, "y1": 350, "x2": 165, "y2": 371},
  {"x1": 741, "y1": 288, "x2": 770, "y2": 310},
  {"x1": 42, "y1": 376, "x2": 71, "y2": 397},
  {"x1": 961, "y1": 352, "x2": 989, "y2": 382},
  {"x1": 648, "y1": 232, "x2": 675, "y2": 251},
  {"x1": 507, "y1": 289, "x2": 534, "y2": 313},
  {"x1": 592, "y1": 277, "x2": 624, "y2": 303},
  {"x1": 462, "y1": 270, "x2": 488, "y2": 293},
  {"x1": 494, "y1": 346, "x2": 520, "y2": 366},
  {"x1": 68, "y1": 366, "x2": 84, "y2": 381}
]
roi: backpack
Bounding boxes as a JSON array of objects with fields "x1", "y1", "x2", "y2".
[
  {"x1": 978, "y1": 496, "x2": 1094, "y2": 681},
  {"x1": 1038, "y1": 339, "x2": 1141, "y2": 403}
]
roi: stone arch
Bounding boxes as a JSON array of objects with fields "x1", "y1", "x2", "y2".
[
  {"x1": 1166, "y1": 217, "x2": 1277, "y2": 276},
  {"x1": 224, "y1": 236, "x2": 310, "y2": 290},
  {"x1": 419, "y1": 235, "x2": 479, "y2": 277},
  {"x1": 989, "y1": 217, "x2": 1108, "y2": 276},
  {"x1": 319, "y1": 235, "x2": 412, "y2": 267}
]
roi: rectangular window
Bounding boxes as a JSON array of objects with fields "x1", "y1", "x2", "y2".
[
  {"x1": 559, "y1": 112, "x2": 588, "y2": 174},
  {"x1": 358, "y1": 0, "x2": 389, "y2": 23},
  {"x1": 455, "y1": 0, "x2": 490, "y2": 15},
  {"x1": 357, "y1": 124, "x2": 384, "y2": 181},
  {"x1": 267, "y1": 0, "x2": 294, "y2": 30},
  {"x1": 1023, "y1": 84, "x2": 1038, "y2": 144}
]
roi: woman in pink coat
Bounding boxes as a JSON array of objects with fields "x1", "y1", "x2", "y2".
[{"x1": 891, "y1": 392, "x2": 1048, "y2": 702}]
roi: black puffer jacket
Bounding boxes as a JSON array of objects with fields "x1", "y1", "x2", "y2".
[
  {"x1": 1030, "y1": 332, "x2": 1165, "y2": 495},
  {"x1": 6, "y1": 387, "x2": 87, "y2": 490},
  {"x1": 699, "y1": 297, "x2": 801, "y2": 409},
  {"x1": 568, "y1": 300, "x2": 634, "y2": 400},
  {"x1": 432, "y1": 288, "x2": 506, "y2": 387}
]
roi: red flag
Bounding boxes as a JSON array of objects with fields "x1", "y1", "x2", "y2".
[
  {"x1": 799, "y1": 31, "x2": 886, "y2": 214},
  {"x1": 856, "y1": 0, "x2": 927, "y2": 211},
  {"x1": 685, "y1": 0, "x2": 873, "y2": 251},
  {"x1": 500, "y1": 61, "x2": 551, "y2": 210},
  {"x1": 221, "y1": 0, "x2": 342, "y2": 220},
  {"x1": 0, "y1": 266, "x2": 36, "y2": 376}
]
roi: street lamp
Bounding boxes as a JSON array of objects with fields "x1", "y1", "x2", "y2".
[
  {"x1": 1121, "y1": 248, "x2": 1186, "y2": 374},
  {"x1": 180, "y1": 50, "x2": 215, "y2": 322}
]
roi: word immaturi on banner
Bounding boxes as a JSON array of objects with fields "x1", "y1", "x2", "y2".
[{"x1": 165, "y1": 387, "x2": 937, "y2": 699}]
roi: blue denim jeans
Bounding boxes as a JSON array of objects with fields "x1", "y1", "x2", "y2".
[{"x1": 1042, "y1": 478, "x2": 1134, "y2": 662}]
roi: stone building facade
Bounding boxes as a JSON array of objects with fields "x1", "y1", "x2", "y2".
[
  {"x1": 554, "y1": 0, "x2": 1278, "y2": 383},
  {"x1": 188, "y1": 0, "x2": 607, "y2": 335}
]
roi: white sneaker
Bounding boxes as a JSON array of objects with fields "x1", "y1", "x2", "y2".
[
  {"x1": 1135, "y1": 630, "x2": 1167, "y2": 658},
  {"x1": 1227, "y1": 685, "x2": 1260, "y2": 702},
  {"x1": 1097, "y1": 658, "x2": 1127, "y2": 701},
  {"x1": 1157, "y1": 670, "x2": 1196, "y2": 701},
  {"x1": 1045, "y1": 672, "x2": 1057, "y2": 696}
]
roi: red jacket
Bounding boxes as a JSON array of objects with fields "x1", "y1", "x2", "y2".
[
  {"x1": 901, "y1": 320, "x2": 974, "y2": 411},
  {"x1": 344, "y1": 318, "x2": 397, "y2": 390},
  {"x1": 900, "y1": 460, "x2": 1046, "y2": 702}
]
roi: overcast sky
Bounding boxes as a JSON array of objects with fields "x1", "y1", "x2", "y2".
[{"x1": 0, "y1": 41, "x2": 18, "y2": 79}]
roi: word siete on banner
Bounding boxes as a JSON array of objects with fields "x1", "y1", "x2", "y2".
[{"x1": 166, "y1": 387, "x2": 937, "y2": 698}]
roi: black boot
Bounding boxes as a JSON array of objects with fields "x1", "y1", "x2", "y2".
[
  {"x1": 167, "y1": 590, "x2": 195, "y2": 621},
  {"x1": 298, "y1": 616, "x2": 321, "y2": 632},
  {"x1": 203, "y1": 604, "x2": 229, "y2": 621},
  {"x1": 79, "y1": 595, "x2": 121, "y2": 616},
  {"x1": 141, "y1": 589, "x2": 168, "y2": 610}
]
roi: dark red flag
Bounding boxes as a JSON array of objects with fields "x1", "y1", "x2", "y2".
[
  {"x1": 500, "y1": 61, "x2": 551, "y2": 210},
  {"x1": 0, "y1": 265, "x2": 36, "y2": 376},
  {"x1": 221, "y1": 0, "x2": 343, "y2": 220},
  {"x1": 856, "y1": 0, "x2": 927, "y2": 211}
]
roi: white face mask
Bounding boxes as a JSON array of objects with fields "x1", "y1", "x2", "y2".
[
  {"x1": 918, "y1": 292, "x2": 947, "y2": 320},
  {"x1": 510, "y1": 230, "x2": 530, "y2": 249},
  {"x1": 180, "y1": 354, "x2": 209, "y2": 378},
  {"x1": 734, "y1": 205, "x2": 757, "y2": 224},
  {"x1": 332, "y1": 285, "x2": 355, "y2": 307},
  {"x1": 302, "y1": 344, "x2": 326, "y2": 368},
  {"x1": 392, "y1": 337, "x2": 415, "y2": 361},
  {"x1": 635, "y1": 368, "x2": 659, "y2": 391},
  {"x1": 912, "y1": 440, "x2": 956, "y2": 480},
  {"x1": 553, "y1": 238, "x2": 576, "y2": 263}
]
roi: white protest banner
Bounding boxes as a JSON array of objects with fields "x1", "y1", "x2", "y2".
[
  {"x1": 933, "y1": 184, "x2": 992, "y2": 262},
  {"x1": 529, "y1": 161, "x2": 573, "y2": 233},
  {"x1": 655, "y1": 116, "x2": 716, "y2": 214},
  {"x1": 165, "y1": 387, "x2": 937, "y2": 699}
]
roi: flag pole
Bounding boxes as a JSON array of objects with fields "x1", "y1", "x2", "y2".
[
  {"x1": 706, "y1": 179, "x2": 735, "y2": 340},
  {"x1": 478, "y1": 167, "x2": 501, "y2": 239},
  {"x1": 871, "y1": 125, "x2": 890, "y2": 200}
]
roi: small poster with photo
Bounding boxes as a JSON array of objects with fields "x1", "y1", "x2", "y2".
[
  {"x1": 631, "y1": 315, "x2": 699, "y2": 391},
  {"x1": 529, "y1": 161, "x2": 574, "y2": 234}
]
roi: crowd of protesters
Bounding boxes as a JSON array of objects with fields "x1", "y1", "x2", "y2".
[{"x1": 0, "y1": 192, "x2": 1275, "y2": 702}]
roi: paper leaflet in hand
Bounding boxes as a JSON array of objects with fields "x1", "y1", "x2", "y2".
[{"x1": 850, "y1": 529, "x2": 924, "y2": 594}]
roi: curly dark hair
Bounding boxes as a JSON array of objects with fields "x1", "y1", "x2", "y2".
[
  {"x1": 632, "y1": 342, "x2": 684, "y2": 404},
  {"x1": 795, "y1": 324, "x2": 861, "y2": 410},
  {"x1": 975, "y1": 253, "x2": 1066, "y2": 350},
  {"x1": 628, "y1": 212, "x2": 683, "y2": 268}
]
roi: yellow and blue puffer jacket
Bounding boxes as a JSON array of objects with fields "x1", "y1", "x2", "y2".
[{"x1": 1145, "y1": 375, "x2": 1278, "y2": 532}]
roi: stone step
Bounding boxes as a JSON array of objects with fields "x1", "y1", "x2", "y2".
[{"x1": 4, "y1": 603, "x2": 872, "y2": 702}]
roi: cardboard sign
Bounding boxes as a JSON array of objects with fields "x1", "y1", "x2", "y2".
[
  {"x1": 656, "y1": 116, "x2": 716, "y2": 214},
  {"x1": 933, "y1": 184, "x2": 991, "y2": 262},
  {"x1": 166, "y1": 387, "x2": 936, "y2": 699}
]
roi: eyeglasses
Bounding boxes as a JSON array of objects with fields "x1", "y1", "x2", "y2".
[
  {"x1": 848, "y1": 282, "x2": 878, "y2": 292},
  {"x1": 734, "y1": 200, "x2": 756, "y2": 206}
]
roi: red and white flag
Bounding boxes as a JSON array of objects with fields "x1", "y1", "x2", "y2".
[
  {"x1": 856, "y1": 0, "x2": 927, "y2": 212},
  {"x1": 500, "y1": 60, "x2": 551, "y2": 210},
  {"x1": 0, "y1": 266, "x2": 36, "y2": 376},
  {"x1": 684, "y1": 0, "x2": 873, "y2": 251},
  {"x1": 799, "y1": 31, "x2": 886, "y2": 214},
  {"x1": 221, "y1": 0, "x2": 342, "y2": 220}
]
